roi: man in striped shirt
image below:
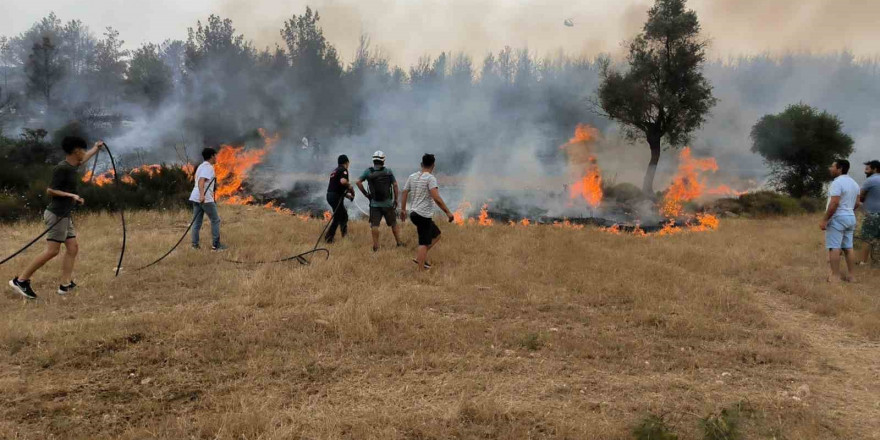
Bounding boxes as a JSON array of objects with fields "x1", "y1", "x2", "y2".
[{"x1": 400, "y1": 154, "x2": 454, "y2": 271}]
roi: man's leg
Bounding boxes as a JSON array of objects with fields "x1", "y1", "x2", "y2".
[
  {"x1": 841, "y1": 226, "x2": 856, "y2": 282},
  {"x1": 203, "y1": 203, "x2": 222, "y2": 248},
  {"x1": 416, "y1": 245, "x2": 429, "y2": 271},
  {"x1": 338, "y1": 204, "x2": 348, "y2": 238},
  {"x1": 391, "y1": 223, "x2": 403, "y2": 245},
  {"x1": 325, "y1": 194, "x2": 339, "y2": 241},
  {"x1": 60, "y1": 237, "x2": 79, "y2": 285},
  {"x1": 369, "y1": 207, "x2": 380, "y2": 251},
  {"x1": 191, "y1": 203, "x2": 205, "y2": 246},
  {"x1": 427, "y1": 234, "x2": 441, "y2": 251},
  {"x1": 371, "y1": 228, "x2": 380, "y2": 250},
  {"x1": 828, "y1": 249, "x2": 842, "y2": 282},
  {"x1": 842, "y1": 249, "x2": 856, "y2": 282},
  {"x1": 859, "y1": 244, "x2": 871, "y2": 264},
  {"x1": 19, "y1": 241, "x2": 62, "y2": 281}
]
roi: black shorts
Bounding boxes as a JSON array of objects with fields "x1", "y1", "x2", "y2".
[
  {"x1": 370, "y1": 206, "x2": 397, "y2": 227},
  {"x1": 410, "y1": 212, "x2": 441, "y2": 246}
]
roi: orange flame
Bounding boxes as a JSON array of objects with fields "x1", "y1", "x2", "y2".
[
  {"x1": 323, "y1": 211, "x2": 332, "y2": 221},
  {"x1": 521, "y1": 218, "x2": 531, "y2": 227},
  {"x1": 553, "y1": 219, "x2": 585, "y2": 230},
  {"x1": 689, "y1": 213, "x2": 720, "y2": 232},
  {"x1": 478, "y1": 203, "x2": 493, "y2": 226},
  {"x1": 568, "y1": 124, "x2": 600, "y2": 144},
  {"x1": 82, "y1": 169, "x2": 131, "y2": 186},
  {"x1": 570, "y1": 159, "x2": 603, "y2": 209},
  {"x1": 453, "y1": 201, "x2": 472, "y2": 226},
  {"x1": 215, "y1": 128, "x2": 279, "y2": 205},
  {"x1": 660, "y1": 147, "x2": 719, "y2": 218},
  {"x1": 562, "y1": 124, "x2": 604, "y2": 209}
]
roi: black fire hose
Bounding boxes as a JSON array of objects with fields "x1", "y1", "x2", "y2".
[
  {"x1": 102, "y1": 144, "x2": 127, "y2": 277},
  {"x1": 221, "y1": 194, "x2": 344, "y2": 265},
  {"x1": 132, "y1": 178, "x2": 216, "y2": 272},
  {"x1": 0, "y1": 150, "x2": 105, "y2": 267}
]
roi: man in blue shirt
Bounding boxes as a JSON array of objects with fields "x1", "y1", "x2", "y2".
[
  {"x1": 821, "y1": 159, "x2": 862, "y2": 283},
  {"x1": 858, "y1": 160, "x2": 880, "y2": 264}
]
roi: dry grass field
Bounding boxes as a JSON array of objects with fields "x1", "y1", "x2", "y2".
[{"x1": 1, "y1": 207, "x2": 878, "y2": 439}]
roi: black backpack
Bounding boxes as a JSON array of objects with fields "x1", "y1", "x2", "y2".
[{"x1": 367, "y1": 167, "x2": 394, "y2": 202}]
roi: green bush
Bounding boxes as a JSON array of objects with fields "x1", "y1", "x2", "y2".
[{"x1": 712, "y1": 191, "x2": 823, "y2": 217}]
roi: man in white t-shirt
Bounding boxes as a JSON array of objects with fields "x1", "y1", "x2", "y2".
[
  {"x1": 820, "y1": 159, "x2": 861, "y2": 282},
  {"x1": 189, "y1": 147, "x2": 226, "y2": 251},
  {"x1": 400, "y1": 154, "x2": 454, "y2": 271}
]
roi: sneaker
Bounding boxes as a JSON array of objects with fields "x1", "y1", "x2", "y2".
[
  {"x1": 191, "y1": 243, "x2": 200, "y2": 250},
  {"x1": 57, "y1": 281, "x2": 77, "y2": 296},
  {"x1": 325, "y1": 237, "x2": 335, "y2": 244},
  {"x1": 211, "y1": 243, "x2": 228, "y2": 252},
  {"x1": 9, "y1": 278, "x2": 37, "y2": 299},
  {"x1": 411, "y1": 259, "x2": 432, "y2": 269}
]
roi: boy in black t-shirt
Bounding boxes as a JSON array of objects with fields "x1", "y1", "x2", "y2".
[
  {"x1": 9, "y1": 136, "x2": 104, "y2": 299},
  {"x1": 325, "y1": 155, "x2": 355, "y2": 243}
]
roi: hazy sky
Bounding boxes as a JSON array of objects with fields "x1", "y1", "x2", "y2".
[{"x1": 4, "y1": 0, "x2": 880, "y2": 65}]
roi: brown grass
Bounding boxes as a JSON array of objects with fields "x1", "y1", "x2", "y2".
[{"x1": 1, "y1": 208, "x2": 878, "y2": 439}]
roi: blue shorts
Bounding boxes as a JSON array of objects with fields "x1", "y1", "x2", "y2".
[{"x1": 826, "y1": 215, "x2": 856, "y2": 250}]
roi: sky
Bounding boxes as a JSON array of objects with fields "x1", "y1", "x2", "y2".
[{"x1": 4, "y1": 0, "x2": 880, "y2": 66}]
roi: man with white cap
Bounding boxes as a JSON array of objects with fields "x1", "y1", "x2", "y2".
[{"x1": 356, "y1": 150, "x2": 404, "y2": 251}]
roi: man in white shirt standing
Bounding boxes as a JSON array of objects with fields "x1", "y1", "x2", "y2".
[
  {"x1": 189, "y1": 148, "x2": 226, "y2": 251},
  {"x1": 400, "y1": 154, "x2": 454, "y2": 271},
  {"x1": 820, "y1": 159, "x2": 861, "y2": 282}
]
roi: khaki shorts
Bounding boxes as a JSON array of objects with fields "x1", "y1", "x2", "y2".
[{"x1": 44, "y1": 209, "x2": 76, "y2": 243}]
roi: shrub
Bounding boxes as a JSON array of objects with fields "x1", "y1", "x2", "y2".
[
  {"x1": 711, "y1": 191, "x2": 823, "y2": 217},
  {"x1": 632, "y1": 413, "x2": 679, "y2": 440},
  {"x1": 606, "y1": 182, "x2": 647, "y2": 204},
  {"x1": 700, "y1": 407, "x2": 741, "y2": 440}
]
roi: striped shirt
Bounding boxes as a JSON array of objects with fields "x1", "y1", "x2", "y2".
[{"x1": 403, "y1": 171, "x2": 439, "y2": 218}]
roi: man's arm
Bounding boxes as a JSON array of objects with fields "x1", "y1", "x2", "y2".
[
  {"x1": 399, "y1": 189, "x2": 409, "y2": 222},
  {"x1": 393, "y1": 181, "x2": 400, "y2": 208},
  {"x1": 356, "y1": 179, "x2": 370, "y2": 199},
  {"x1": 430, "y1": 188, "x2": 454, "y2": 222},
  {"x1": 47, "y1": 188, "x2": 83, "y2": 204},
  {"x1": 198, "y1": 177, "x2": 208, "y2": 203},
  {"x1": 82, "y1": 141, "x2": 105, "y2": 163},
  {"x1": 821, "y1": 196, "x2": 840, "y2": 230},
  {"x1": 860, "y1": 189, "x2": 868, "y2": 204}
]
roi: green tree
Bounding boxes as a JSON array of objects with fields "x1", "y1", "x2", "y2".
[
  {"x1": 280, "y1": 7, "x2": 344, "y2": 136},
  {"x1": 93, "y1": 27, "x2": 129, "y2": 106},
  {"x1": 596, "y1": 0, "x2": 717, "y2": 193},
  {"x1": 25, "y1": 36, "x2": 64, "y2": 111},
  {"x1": 751, "y1": 103, "x2": 854, "y2": 198},
  {"x1": 126, "y1": 43, "x2": 173, "y2": 108}
]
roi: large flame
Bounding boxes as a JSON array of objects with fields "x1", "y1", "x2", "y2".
[
  {"x1": 660, "y1": 147, "x2": 719, "y2": 218},
  {"x1": 562, "y1": 124, "x2": 604, "y2": 209},
  {"x1": 215, "y1": 129, "x2": 278, "y2": 204}
]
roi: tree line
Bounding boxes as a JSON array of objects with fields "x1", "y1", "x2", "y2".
[{"x1": 1, "y1": 0, "x2": 875, "y2": 198}]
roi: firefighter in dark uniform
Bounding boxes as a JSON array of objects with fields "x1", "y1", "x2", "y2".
[{"x1": 325, "y1": 154, "x2": 354, "y2": 243}]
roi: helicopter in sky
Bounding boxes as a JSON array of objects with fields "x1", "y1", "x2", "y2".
[{"x1": 564, "y1": 18, "x2": 574, "y2": 27}]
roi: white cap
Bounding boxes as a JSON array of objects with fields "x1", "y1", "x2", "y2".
[{"x1": 372, "y1": 150, "x2": 386, "y2": 162}]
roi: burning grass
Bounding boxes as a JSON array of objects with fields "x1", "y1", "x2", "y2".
[{"x1": 1, "y1": 211, "x2": 879, "y2": 439}]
